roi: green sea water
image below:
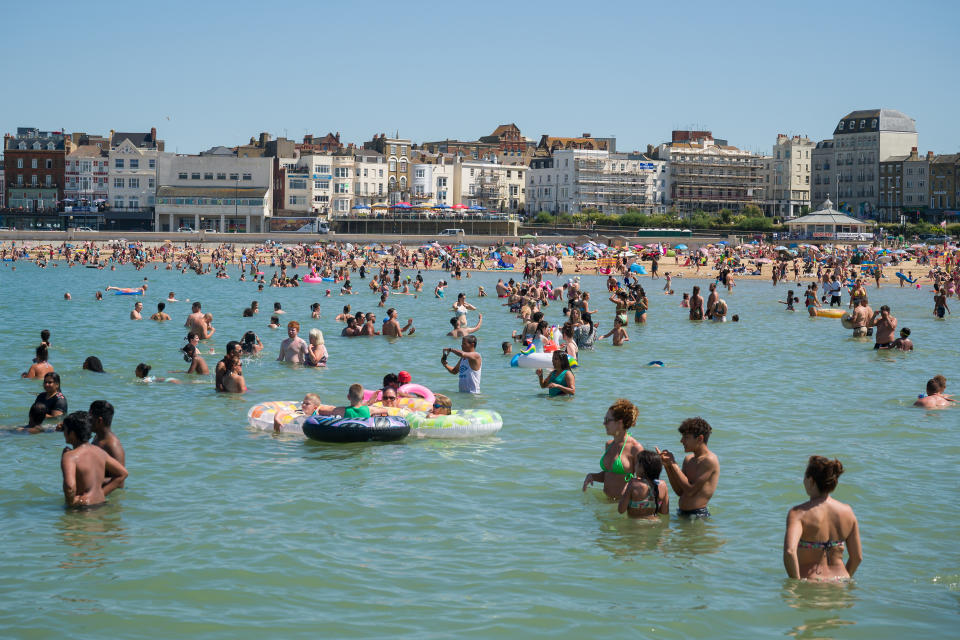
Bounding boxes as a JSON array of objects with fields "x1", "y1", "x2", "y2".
[{"x1": 1, "y1": 261, "x2": 957, "y2": 639}]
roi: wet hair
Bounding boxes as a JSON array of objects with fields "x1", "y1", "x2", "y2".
[
  {"x1": 40, "y1": 329, "x2": 50, "y2": 343},
  {"x1": 678, "y1": 416, "x2": 712, "y2": 443},
  {"x1": 287, "y1": 320, "x2": 300, "y2": 331},
  {"x1": 82, "y1": 356, "x2": 104, "y2": 373},
  {"x1": 382, "y1": 373, "x2": 399, "y2": 390},
  {"x1": 636, "y1": 450, "x2": 663, "y2": 482},
  {"x1": 311, "y1": 302, "x2": 320, "y2": 311},
  {"x1": 463, "y1": 334, "x2": 478, "y2": 347},
  {"x1": 386, "y1": 307, "x2": 396, "y2": 317},
  {"x1": 192, "y1": 301, "x2": 201, "y2": 311},
  {"x1": 880, "y1": 304, "x2": 890, "y2": 313},
  {"x1": 157, "y1": 302, "x2": 166, "y2": 312},
  {"x1": 226, "y1": 340, "x2": 241, "y2": 356},
  {"x1": 270, "y1": 315, "x2": 280, "y2": 324},
  {"x1": 552, "y1": 351, "x2": 571, "y2": 370},
  {"x1": 29, "y1": 401, "x2": 48, "y2": 426},
  {"x1": 805, "y1": 455, "x2": 844, "y2": 493},
  {"x1": 274, "y1": 302, "x2": 282, "y2": 310},
  {"x1": 926, "y1": 377, "x2": 941, "y2": 394},
  {"x1": 449, "y1": 317, "x2": 459, "y2": 327},
  {"x1": 62, "y1": 411, "x2": 92, "y2": 442},
  {"x1": 36, "y1": 344, "x2": 49, "y2": 362},
  {"x1": 182, "y1": 343, "x2": 198, "y2": 361},
  {"x1": 89, "y1": 400, "x2": 114, "y2": 427},
  {"x1": 501, "y1": 341, "x2": 510, "y2": 350},
  {"x1": 433, "y1": 393, "x2": 452, "y2": 411},
  {"x1": 900, "y1": 327, "x2": 911, "y2": 338},
  {"x1": 348, "y1": 383, "x2": 364, "y2": 404},
  {"x1": 607, "y1": 399, "x2": 638, "y2": 429},
  {"x1": 933, "y1": 374, "x2": 946, "y2": 392},
  {"x1": 44, "y1": 371, "x2": 61, "y2": 389},
  {"x1": 243, "y1": 331, "x2": 259, "y2": 346},
  {"x1": 135, "y1": 363, "x2": 151, "y2": 378}
]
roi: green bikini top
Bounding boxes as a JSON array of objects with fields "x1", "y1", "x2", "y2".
[{"x1": 600, "y1": 439, "x2": 635, "y2": 480}]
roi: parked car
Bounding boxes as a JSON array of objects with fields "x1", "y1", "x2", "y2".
[
  {"x1": 177, "y1": 227, "x2": 198, "y2": 233},
  {"x1": 74, "y1": 226, "x2": 95, "y2": 232},
  {"x1": 438, "y1": 228, "x2": 466, "y2": 236},
  {"x1": 317, "y1": 222, "x2": 330, "y2": 234}
]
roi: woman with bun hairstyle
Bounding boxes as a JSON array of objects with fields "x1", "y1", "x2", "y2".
[{"x1": 783, "y1": 456, "x2": 862, "y2": 581}]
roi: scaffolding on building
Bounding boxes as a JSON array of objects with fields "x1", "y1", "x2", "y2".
[
  {"x1": 473, "y1": 170, "x2": 502, "y2": 210},
  {"x1": 670, "y1": 153, "x2": 765, "y2": 213},
  {"x1": 576, "y1": 158, "x2": 655, "y2": 213}
]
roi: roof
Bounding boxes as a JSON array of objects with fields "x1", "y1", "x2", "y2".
[
  {"x1": 158, "y1": 186, "x2": 268, "y2": 198},
  {"x1": 112, "y1": 131, "x2": 157, "y2": 149},
  {"x1": 67, "y1": 145, "x2": 107, "y2": 158},
  {"x1": 783, "y1": 200, "x2": 870, "y2": 226},
  {"x1": 834, "y1": 109, "x2": 916, "y2": 135},
  {"x1": 199, "y1": 146, "x2": 236, "y2": 156},
  {"x1": 930, "y1": 153, "x2": 960, "y2": 165}
]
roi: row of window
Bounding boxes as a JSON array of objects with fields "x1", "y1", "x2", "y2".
[
  {"x1": 156, "y1": 197, "x2": 264, "y2": 206},
  {"x1": 113, "y1": 178, "x2": 154, "y2": 189},
  {"x1": 177, "y1": 172, "x2": 252, "y2": 181},
  {"x1": 14, "y1": 141, "x2": 58, "y2": 150},
  {"x1": 14, "y1": 158, "x2": 54, "y2": 169},
  {"x1": 113, "y1": 197, "x2": 153, "y2": 208},
  {"x1": 114, "y1": 158, "x2": 156, "y2": 169},
  {"x1": 837, "y1": 118, "x2": 878, "y2": 131},
  {"x1": 13, "y1": 175, "x2": 53, "y2": 186}
]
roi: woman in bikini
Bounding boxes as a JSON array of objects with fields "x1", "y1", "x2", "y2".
[
  {"x1": 618, "y1": 450, "x2": 669, "y2": 519},
  {"x1": 582, "y1": 399, "x2": 643, "y2": 499},
  {"x1": 783, "y1": 456, "x2": 862, "y2": 581}
]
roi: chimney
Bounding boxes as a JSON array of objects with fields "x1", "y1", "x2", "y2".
[
  {"x1": 150, "y1": 127, "x2": 157, "y2": 141},
  {"x1": 927, "y1": 151, "x2": 934, "y2": 160},
  {"x1": 582, "y1": 133, "x2": 591, "y2": 138}
]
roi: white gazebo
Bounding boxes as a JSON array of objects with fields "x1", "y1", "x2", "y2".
[{"x1": 783, "y1": 199, "x2": 874, "y2": 242}]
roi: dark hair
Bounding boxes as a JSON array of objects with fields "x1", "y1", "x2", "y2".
[
  {"x1": 44, "y1": 371, "x2": 61, "y2": 388},
  {"x1": 36, "y1": 344, "x2": 49, "y2": 362},
  {"x1": 192, "y1": 301, "x2": 201, "y2": 311},
  {"x1": 805, "y1": 455, "x2": 844, "y2": 493},
  {"x1": 186, "y1": 332, "x2": 200, "y2": 342},
  {"x1": 40, "y1": 329, "x2": 50, "y2": 342},
  {"x1": 553, "y1": 351, "x2": 570, "y2": 370},
  {"x1": 135, "y1": 363, "x2": 151, "y2": 378},
  {"x1": 157, "y1": 302, "x2": 166, "y2": 312},
  {"x1": 463, "y1": 334, "x2": 478, "y2": 347},
  {"x1": 901, "y1": 327, "x2": 911, "y2": 337},
  {"x1": 449, "y1": 317, "x2": 459, "y2": 327},
  {"x1": 28, "y1": 401, "x2": 47, "y2": 426},
  {"x1": 182, "y1": 343, "x2": 197, "y2": 361},
  {"x1": 678, "y1": 416, "x2": 712, "y2": 443},
  {"x1": 273, "y1": 302, "x2": 282, "y2": 310},
  {"x1": 82, "y1": 356, "x2": 104, "y2": 373},
  {"x1": 636, "y1": 450, "x2": 663, "y2": 482},
  {"x1": 311, "y1": 302, "x2": 320, "y2": 311},
  {"x1": 63, "y1": 411, "x2": 92, "y2": 442},
  {"x1": 225, "y1": 341, "x2": 241, "y2": 355},
  {"x1": 382, "y1": 373, "x2": 399, "y2": 390},
  {"x1": 89, "y1": 400, "x2": 114, "y2": 427}
]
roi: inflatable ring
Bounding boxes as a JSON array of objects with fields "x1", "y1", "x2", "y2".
[
  {"x1": 361, "y1": 388, "x2": 382, "y2": 404},
  {"x1": 399, "y1": 383, "x2": 435, "y2": 405},
  {"x1": 814, "y1": 308, "x2": 844, "y2": 318},
  {"x1": 302, "y1": 415, "x2": 409, "y2": 443},
  {"x1": 372, "y1": 396, "x2": 432, "y2": 412},
  {"x1": 511, "y1": 352, "x2": 554, "y2": 369},
  {"x1": 303, "y1": 275, "x2": 324, "y2": 284},
  {"x1": 542, "y1": 341, "x2": 560, "y2": 353},
  {"x1": 407, "y1": 409, "x2": 503, "y2": 438},
  {"x1": 247, "y1": 400, "x2": 308, "y2": 433},
  {"x1": 841, "y1": 312, "x2": 855, "y2": 330}
]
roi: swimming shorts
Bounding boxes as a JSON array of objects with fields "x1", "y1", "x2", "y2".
[
  {"x1": 873, "y1": 342, "x2": 893, "y2": 350},
  {"x1": 678, "y1": 507, "x2": 711, "y2": 519}
]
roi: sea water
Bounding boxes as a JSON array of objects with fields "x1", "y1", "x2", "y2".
[{"x1": 0, "y1": 262, "x2": 957, "y2": 639}]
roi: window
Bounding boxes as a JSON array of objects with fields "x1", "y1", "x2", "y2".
[
  {"x1": 129, "y1": 159, "x2": 139, "y2": 169},
  {"x1": 242, "y1": 173, "x2": 252, "y2": 181},
  {"x1": 378, "y1": 184, "x2": 383, "y2": 195},
  {"x1": 128, "y1": 178, "x2": 140, "y2": 188},
  {"x1": 390, "y1": 145, "x2": 397, "y2": 155},
  {"x1": 399, "y1": 160, "x2": 407, "y2": 173},
  {"x1": 379, "y1": 169, "x2": 383, "y2": 177},
  {"x1": 204, "y1": 172, "x2": 214, "y2": 180},
  {"x1": 45, "y1": 175, "x2": 52, "y2": 186},
  {"x1": 290, "y1": 179, "x2": 307, "y2": 190},
  {"x1": 335, "y1": 182, "x2": 349, "y2": 194},
  {"x1": 129, "y1": 197, "x2": 139, "y2": 209},
  {"x1": 313, "y1": 195, "x2": 329, "y2": 203},
  {"x1": 334, "y1": 167, "x2": 349, "y2": 178},
  {"x1": 114, "y1": 178, "x2": 124, "y2": 188},
  {"x1": 178, "y1": 172, "x2": 188, "y2": 180},
  {"x1": 148, "y1": 178, "x2": 155, "y2": 189},
  {"x1": 191, "y1": 173, "x2": 201, "y2": 180},
  {"x1": 31, "y1": 159, "x2": 38, "y2": 169},
  {"x1": 217, "y1": 172, "x2": 226, "y2": 180},
  {"x1": 16, "y1": 158, "x2": 23, "y2": 168},
  {"x1": 114, "y1": 198, "x2": 124, "y2": 208},
  {"x1": 401, "y1": 145, "x2": 407, "y2": 156},
  {"x1": 31, "y1": 175, "x2": 37, "y2": 186},
  {"x1": 314, "y1": 165, "x2": 330, "y2": 174},
  {"x1": 229, "y1": 173, "x2": 239, "y2": 181},
  {"x1": 389, "y1": 159, "x2": 397, "y2": 172},
  {"x1": 838, "y1": 122, "x2": 844, "y2": 131},
  {"x1": 314, "y1": 180, "x2": 329, "y2": 189},
  {"x1": 115, "y1": 158, "x2": 124, "y2": 168},
  {"x1": 149, "y1": 159, "x2": 156, "y2": 169},
  {"x1": 859, "y1": 120, "x2": 866, "y2": 129}
]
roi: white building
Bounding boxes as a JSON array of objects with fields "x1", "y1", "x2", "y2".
[
  {"x1": 458, "y1": 160, "x2": 526, "y2": 212},
  {"x1": 331, "y1": 154, "x2": 354, "y2": 216},
  {"x1": 155, "y1": 155, "x2": 273, "y2": 232},
  {"x1": 526, "y1": 149, "x2": 668, "y2": 215},
  {"x1": 353, "y1": 149, "x2": 387, "y2": 207},
  {"x1": 412, "y1": 159, "x2": 456, "y2": 207},
  {"x1": 762, "y1": 134, "x2": 814, "y2": 218},
  {"x1": 108, "y1": 130, "x2": 163, "y2": 213},
  {"x1": 64, "y1": 145, "x2": 109, "y2": 206}
]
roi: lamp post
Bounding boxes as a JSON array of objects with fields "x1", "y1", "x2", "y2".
[{"x1": 235, "y1": 178, "x2": 239, "y2": 232}]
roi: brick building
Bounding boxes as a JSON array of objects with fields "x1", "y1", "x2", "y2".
[{"x1": 3, "y1": 127, "x2": 68, "y2": 213}]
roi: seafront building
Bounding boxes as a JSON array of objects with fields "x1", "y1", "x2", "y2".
[
  {"x1": 879, "y1": 148, "x2": 933, "y2": 220},
  {"x1": 650, "y1": 131, "x2": 764, "y2": 214},
  {"x1": 929, "y1": 153, "x2": 960, "y2": 216},
  {"x1": 363, "y1": 134, "x2": 412, "y2": 205},
  {"x1": 155, "y1": 154, "x2": 273, "y2": 232},
  {"x1": 3, "y1": 127, "x2": 67, "y2": 213},
  {"x1": 526, "y1": 148, "x2": 668, "y2": 215},
  {"x1": 811, "y1": 109, "x2": 918, "y2": 219},
  {"x1": 760, "y1": 134, "x2": 814, "y2": 219},
  {"x1": 107, "y1": 129, "x2": 165, "y2": 230}
]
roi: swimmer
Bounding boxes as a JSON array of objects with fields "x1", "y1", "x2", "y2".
[
  {"x1": 135, "y1": 363, "x2": 181, "y2": 384},
  {"x1": 314, "y1": 383, "x2": 389, "y2": 418},
  {"x1": 599, "y1": 315, "x2": 629, "y2": 346},
  {"x1": 130, "y1": 301, "x2": 144, "y2": 320},
  {"x1": 95, "y1": 291, "x2": 103, "y2": 301},
  {"x1": 184, "y1": 301, "x2": 205, "y2": 337},
  {"x1": 106, "y1": 285, "x2": 146, "y2": 294},
  {"x1": 273, "y1": 393, "x2": 322, "y2": 432},
  {"x1": 891, "y1": 327, "x2": 913, "y2": 351},
  {"x1": 181, "y1": 344, "x2": 210, "y2": 374},
  {"x1": 502, "y1": 341, "x2": 512, "y2": 355},
  {"x1": 382, "y1": 308, "x2": 415, "y2": 337},
  {"x1": 306, "y1": 328, "x2": 328, "y2": 366},
  {"x1": 657, "y1": 417, "x2": 719, "y2": 518},
  {"x1": 618, "y1": 450, "x2": 669, "y2": 519},
  {"x1": 448, "y1": 313, "x2": 482, "y2": 338},
  {"x1": 914, "y1": 376, "x2": 953, "y2": 409},
  {"x1": 60, "y1": 411, "x2": 128, "y2": 508},
  {"x1": 241, "y1": 331, "x2": 263, "y2": 355},
  {"x1": 35, "y1": 372, "x2": 67, "y2": 418},
  {"x1": 278, "y1": 321, "x2": 310, "y2": 363},
  {"x1": 23, "y1": 344, "x2": 53, "y2": 379},
  {"x1": 426, "y1": 393, "x2": 453, "y2": 418},
  {"x1": 310, "y1": 302, "x2": 321, "y2": 319},
  {"x1": 783, "y1": 456, "x2": 861, "y2": 581},
  {"x1": 268, "y1": 315, "x2": 281, "y2": 329},
  {"x1": 335, "y1": 305, "x2": 352, "y2": 322},
  {"x1": 18, "y1": 402, "x2": 49, "y2": 434},
  {"x1": 273, "y1": 302, "x2": 285, "y2": 315},
  {"x1": 64, "y1": 292, "x2": 71, "y2": 300},
  {"x1": 871, "y1": 305, "x2": 897, "y2": 349},
  {"x1": 582, "y1": 399, "x2": 643, "y2": 499},
  {"x1": 150, "y1": 302, "x2": 171, "y2": 321},
  {"x1": 221, "y1": 358, "x2": 247, "y2": 393},
  {"x1": 779, "y1": 290, "x2": 799, "y2": 311},
  {"x1": 82, "y1": 356, "x2": 104, "y2": 373},
  {"x1": 536, "y1": 351, "x2": 575, "y2": 396},
  {"x1": 166, "y1": 292, "x2": 179, "y2": 302},
  {"x1": 89, "y1": 400, "x2": 125, "y2": 488}
]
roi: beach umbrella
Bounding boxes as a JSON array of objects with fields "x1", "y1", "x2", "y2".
[
  {"x1": 452, "y1": 204, "x2": 468, "y2": 209},
  {"x1": 674, "y1": 243, "x2": 688, "y2": 250},
  {"x1": 351, "y1": 204, "x2": 370, "y2": 210},
  {"x1": 774, "y1": 245, "x2": 788, "y2": 251},
  {"x1": 788, "y1": 243, "x2": 798, "y2": 248},
  {"x1": 717, "y1": 240, "x2": 728, "y2": 245}
]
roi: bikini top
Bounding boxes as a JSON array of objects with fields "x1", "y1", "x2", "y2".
[
  {"x1": 629, "y1": 479, "x2": 661, "y2": 511},
  {"x1": 600, "y1": 439, "x2": 635, "y2": 480}
]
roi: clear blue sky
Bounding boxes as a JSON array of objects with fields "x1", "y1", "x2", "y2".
[{"x1": 2, "y1": 0, "x2": 957, "y2": 155}]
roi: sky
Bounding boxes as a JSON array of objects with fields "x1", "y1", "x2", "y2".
[{"x1": 2, "y1": 0, "x2": 957, "y2": 156}]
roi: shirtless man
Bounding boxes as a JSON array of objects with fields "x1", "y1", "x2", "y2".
[
  {"x1": 335, "y1": 305, "x2": 352, "y2": 322},
  {"x1": 130, "y1": 301, "x2": 143, "y2": 320},
  {"x1": 705, "y1": 283, "x2": 719, "y2": 320},
  {"x1": 340, "y1": 317, "x2": 360, "y2": 337},
  {"x1": 871, "y1": 305, "x2": 897, "y2": 349},
  {"x1": 150, "y1": 302, "x2": 171, "y2": 321},
  {"x1": 221, "y1": 358, "x2": 247, "y2": 393},
  {"x1": 89, "y1": 400, "x2": 124, "y2": 489},
  {"x1": 495, "y1": 279, "x2": 509, "y2": 297},
  {"x1": 382, "y1": 308, "x2": 415, "y2": 337},
  {"x1": 657, "y1": 416, "x2": 719, "y2": 518},
  {"x1": 689, "y1": 286, "x2": 704, "y2": 321},
  {"x1": 60, "y1": 411, "x2": 128, "y2": 508},
  {"x1": 914, "y1": 377, "x2": 953, "y2": 409},
  {"x1": 278, "y1": 321, "x2": 310, "y2": 363},
  {"x1": 448, "y1": 313, "x2": 482, "y2": 337},
  {"x1": 359, "y1": 313, "x2": 380, "y2": 336},
  {"x1": 850, "y1": 298, "x2": 872, "y2": 337},
  {"x1": 185, "y1": 301, "x2": 206, "y2": 337},
  {"x1": 215, "y1": 341, "x2": 242, "y2": 392}
]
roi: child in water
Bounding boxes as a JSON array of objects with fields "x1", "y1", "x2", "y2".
[
  {"x1": 779, "y1": 290, "x2": 799, "y2": 311},
  {"x1": 618, "y1": 450, "x2": 669, "y2": 519}
]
